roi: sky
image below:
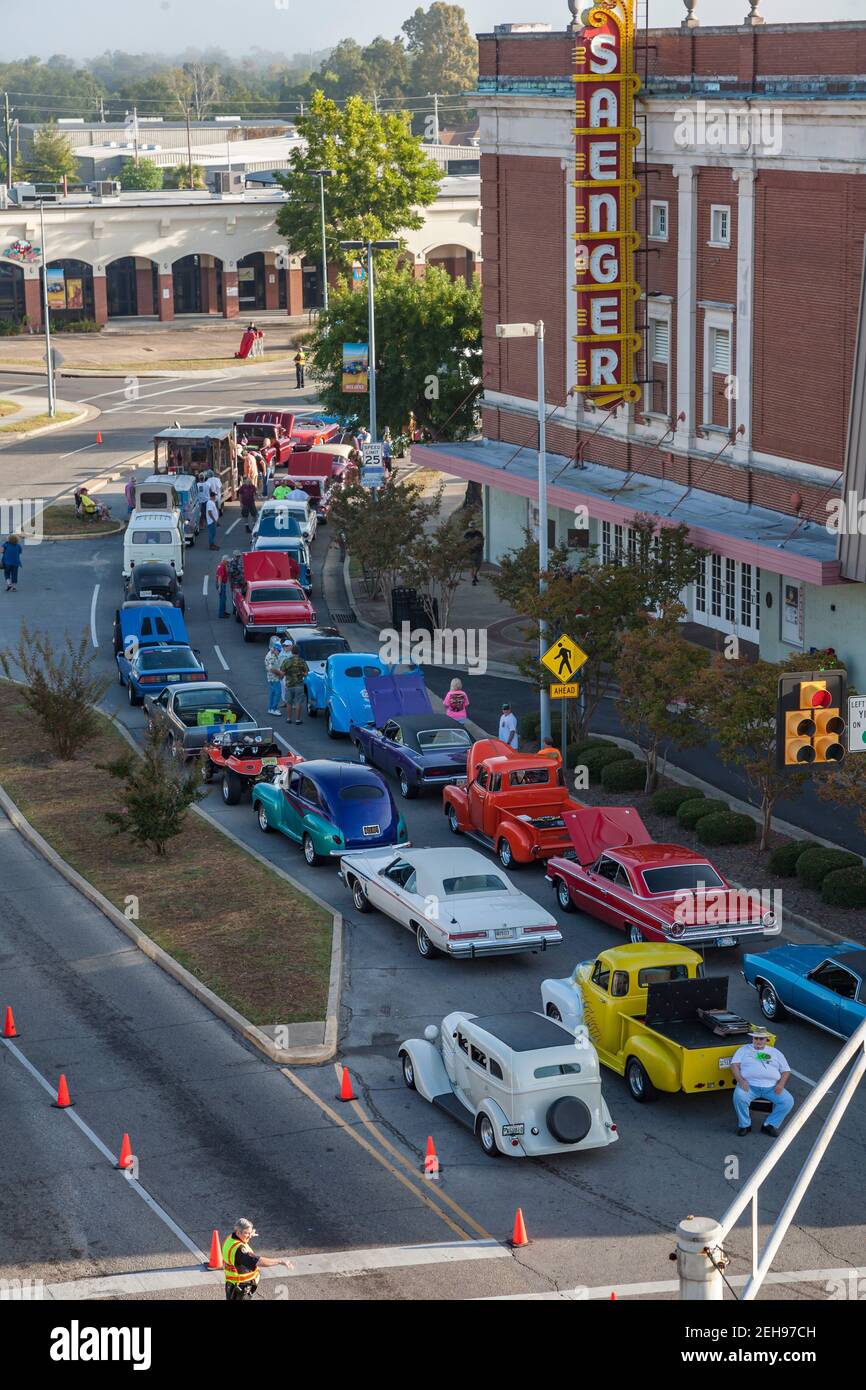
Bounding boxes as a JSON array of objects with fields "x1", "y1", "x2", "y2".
[{"x1": 4, "y1": 0, "x2": 865, "y2": 62}]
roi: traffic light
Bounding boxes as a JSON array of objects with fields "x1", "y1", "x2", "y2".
[{"x1": 776, "y1": 669, "x2": 847, "y2": 769}]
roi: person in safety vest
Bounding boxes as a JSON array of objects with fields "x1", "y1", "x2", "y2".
[{"x1": 222, "y1": 1217, "x2": 292, "y2": 1300}]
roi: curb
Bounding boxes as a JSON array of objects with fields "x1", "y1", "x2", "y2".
[
  {"x1": 41, "y1": 521, "x2": 125, "y2": 541},
  {"x1": 0, "y1": 403, "x2": 93, "y2": 444},
  {"x1": 0, "y1": 363, "x2": 295, "y2": 381}
]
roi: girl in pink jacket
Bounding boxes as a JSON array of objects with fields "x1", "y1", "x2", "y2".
[{"x1": 443, "y1": 677, "x2": 469, "y2": 722}]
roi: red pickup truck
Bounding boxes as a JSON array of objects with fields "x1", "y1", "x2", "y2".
[
  {"x1": 442, "y1": 738, "x2": 586, "y2": 869},
  {"x1": 240, "y1": 411, "x2": 296, "y2": 465}
]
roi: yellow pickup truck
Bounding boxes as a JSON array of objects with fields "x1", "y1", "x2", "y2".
[{"x1": 545, "y1": 944, "x2": 773, "y2": 1103}]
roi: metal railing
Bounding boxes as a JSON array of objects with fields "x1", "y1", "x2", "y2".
[{"x1": 679, "y1": 1017, "x2": 866, "y2": 1299}]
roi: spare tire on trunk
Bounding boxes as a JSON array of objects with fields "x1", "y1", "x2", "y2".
[{"x1": 546, "y1": 1095, "x2": 592, "y2": 1145}]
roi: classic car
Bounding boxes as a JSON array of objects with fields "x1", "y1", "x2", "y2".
[
  {"x1": 144, "y1": 681, "x2": 256, "y2": 760},
  {"x1": 281, "y1": 627, "x2": 350, "y2": 678},
  {"x1": 542, "y1": 944, "x2": 772, "y2": 1102},
  {"x1": 545, "y1": 807, "x2": 781, "y2": 948},
  {"x1": 398, "y1": 1010, "x2": 618, "y2": 1158},
  {"x1": 252, "y1": 534, "x2": 313, "y2": 594},
  {"x1": 256, "y1": 495, "x2": 317, "y2": 544},
  {"x1": 351, "y1": 670, "x2": 472, "y2": 799},
  {"x1": 114, "y1": 602, "x2": 207, "y2": 705},
  {"x1": 203, "y1": 728, "x2": 303, "y2": 805},
  {"x1": 112, "y1": 600, "x2": 184, "y2": 657},
  {"x1": 134, "y1": 473, "x2": 200, "y2": 545},
  {"x1": 289, "y1": 414, "x2": 342, "y2": 453},
  {"x1": 443, "y1": 738, "x2": 584, "y2": 868},
  {"x1": 339, "y1": 845, "x2": 562, "y2": 960},
  {"x1": 231, "y1": 551, "x2": 316, "y2": 639},
  {"x1": 284, "y1": 444, "x2": 354, "y2": 517},
  {"x1": 152, "y1": 427, "x2": 236, "y2": 502},
  {"x1": 123, "y1": 558, "x2": 184, "y2": 614},
  {"x1": 250, "y1": 509, "x2": 303, "y2": 545},
  {"x1": 253, "y1": 759, "x2": 409, "y2": 866},
  {"x1": 305, "y1": 651, "x2": 389, "y2": 739},
  {"x1": 742, "y1": 942, "x2": 866, "y2": 1038},
  {"x1": 239, "y1": 413, "x2": 296, "y2": 465}
]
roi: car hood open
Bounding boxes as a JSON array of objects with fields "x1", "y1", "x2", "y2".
[{"x1": 562, "y1": 806, "x2": 652, "y2": 865}]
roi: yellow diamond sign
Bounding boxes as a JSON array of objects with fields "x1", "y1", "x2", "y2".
[{"x1": 542, "y1": 634, "x2": 588, "y2": 683}]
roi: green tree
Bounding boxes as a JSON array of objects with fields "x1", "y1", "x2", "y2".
[
  {"x1": 403, "y1": 2, "x2": 478, "y2": 128},
  {"x1": 275, "y1": 91, "x2": 441, "y2": 267},
  {"x1": 400, "y1": 508, "x2": 478, "y2": 628},
  {"x1": 308, "y1": 264, "x2": 480, "y2": 438},
  {"x1": 327, "y1": 475, "x2": 435, "y2": 600},
  {"x1": 26, "y1": 122, "x2": 79, "y2": 189},
  {"x1": 164, "y1": 162, "x2": 206, "y2": 189},
  {"x1": 306, "y1": 36, "x2": 411, "y2": 105},
  {"x1": 0, "y1": 624, "x2": 110, "y2": 760},
  {"x1": 100, "y1": 722, "x2": 204, "y2": 857},
  {"x1": 118, "y1": 158, "x2": 164, "y2": 191},
  {"x1": 614, "y1": 605, "x2": 709, "y2": 792}
]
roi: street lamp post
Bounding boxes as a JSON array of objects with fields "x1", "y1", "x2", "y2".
[
  {"x1": 496, "y1": 319, "x2": 550, "y2": 742},
  {"x1": 339, "y1": 238, "x2": 399, "y2": 443},
  {"x1": 39, "y1": 200, "x2": 56, "y2": 419},
  {"x1": 307, "y1": 168, "x2": 335, "y2": 313}
]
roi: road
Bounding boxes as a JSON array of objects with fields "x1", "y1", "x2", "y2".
[{"x1": 1, "y1": 373, "x2": 865, "y2": 1301}]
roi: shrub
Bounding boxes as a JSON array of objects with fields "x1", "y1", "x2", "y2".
[
  {"x1": 0, "y1": 623, "x2": 110, "y2": 760},
  {"x1": 676, "y1": 797, "x2": 728, "y2": 830},
  {"x1": 0, "y1": 318, "x2": 24, "y2": 336},
  {"x1": 651, "y1": 785, "x2": 698, "y2": 816},
  {"x1": 580, "y1": 745, "x2": 634, "y2": 784},
  {"x1": 696, "y1": 811, "x2": 757, "y2": 846},
  {"x1": 567, "y1": 739, "x2": 608, "y2": 764},
  {"x1": 796, "y1": 847, "x2": 863, "y2": 890},
  {"x1": 601, "y1": 757, "x2": 647, "y2": 792},
  {"x1": 821, "y1": 865, "x2": 866, "y2": 908},
  {"x1": 50, "y1": 317, "x2": 103, "y2": 334},
  {"x1": 519, "y1": 711, "x2": 540, "y2": 741},
  {"x1": 100, "y1": 722, "x2": 204, "y2": 856},
  {"x1": 768, "y1": 840, "x2": 820, "y2": 877}
]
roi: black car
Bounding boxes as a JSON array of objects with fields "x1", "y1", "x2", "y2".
[{"x1": 124, "y1": 560, "x2": 185, "y2": 613}]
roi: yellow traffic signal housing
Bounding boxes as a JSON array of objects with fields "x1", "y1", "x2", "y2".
[{"x1": 776, "y1": 669, "x2": 847, "y2": 770}]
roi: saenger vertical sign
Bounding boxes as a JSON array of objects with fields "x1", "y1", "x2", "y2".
[{"x1": 573, "y1": 2, "x2": 642, "y2": 409}]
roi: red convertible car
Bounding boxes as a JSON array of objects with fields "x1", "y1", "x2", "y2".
[
  {"x1": 290, "y1": 415, "x2": 341, "y2": 453},
  {"x1": 545, "y1": 807, "x2": 781, "y2": 949},
  {"x1": 232, "y1": 551, "x2": 316, "y2": 640}
]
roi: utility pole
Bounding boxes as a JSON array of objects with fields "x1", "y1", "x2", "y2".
[
  {"x1": 133, "y1": 106, "x2": 139, "y2": 163},
  {"x1": 427, "y1": 92, "x2": 440, "y2": 143},
  {"x1": 39, "y1": 200, "x2": 56, "y2": 419},
  {"x1": 186, "y1": 107, "x2": 194, "y2": 190},
  {"x1": 3, "y1": 93, "x2": 12, "y2": 190}
]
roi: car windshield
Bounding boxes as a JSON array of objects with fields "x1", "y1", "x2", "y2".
[
  {"x1": 256, "y1": 513, "x2": 302, "y2": 538},
  {"x1": 250, "y1": 587, "x2": 304, "y2": 603},
  {"x1": 295, "y1": 639, "x2": 348, "y2": 660},
  {"x1": 442, "y1": 874, "x2": 509, "y2": 895},
  {"x1": 641, "y1": 864, "x2": 725, "y2": 894},
  {"x1": 138, "y1": 649, "x2": 198, "y2": 670},
  {"x1": 416, "y1": 728, "x2": 472, "y2": 749},
  {"x1": 637, "y1": 964, "x2": 693, "y2": 987},
  {"x1": 338, "y1": 785, "x2": 385, "y2": 802},
  {"x1": 131, "y1": 530, "x2": 174, "y2": 545}
]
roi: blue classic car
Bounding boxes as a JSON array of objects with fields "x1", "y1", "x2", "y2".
[
  {"x1": 115, "y1": 603, "x2": 208, "y2": 706},
  {"x1": 252, "y1": 534, "x2": 313, "y2": 593},
  {"x1": 305, "y1": 651, "x2": 388, "y2": 739},
  {"x1": 742, "y1": 943, "x2": 866, "y2": 1038},
  {"x1": 252, "y1": 759, "x2": 409, "y2": 866},
  {"x1": 351, "y1": 671, "x2": 473, "y2": 799}
]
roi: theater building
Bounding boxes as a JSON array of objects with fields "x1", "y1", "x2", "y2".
[{"x1": 415, "y1": 10, "x2": 866, "y2": 682}]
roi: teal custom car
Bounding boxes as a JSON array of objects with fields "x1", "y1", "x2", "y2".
[{"x1": 251, "y1": 758, "x2": 409, "y2": 866}]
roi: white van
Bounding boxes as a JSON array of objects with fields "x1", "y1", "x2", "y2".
[{"x1": 123, "y1": 509, "x2": 185, "y2": 580}]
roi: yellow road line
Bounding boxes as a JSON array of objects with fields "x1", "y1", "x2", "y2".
[{"x1": 280, "y1": 1066, "x2": 473, "y2": 1243}]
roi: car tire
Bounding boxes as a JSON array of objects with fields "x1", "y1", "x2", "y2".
[
  {"x1": 400, "y1": 1051, "x2": 416, "y2": 1091},
  {"x1": 546, "y1": 1096, "x2": 592, "y2": 1145},
  {"x1": 399, "y1": 771, "x2": 418, "y2": 800},
  {"x1": 477, "y1": 1114, "x2": 499, "y2": 1158},
  {"x1": 127, "y1": 681, "x2": 141, "y2": 707},
  {"x1": 759, "y1": 983, "x2": 785, "y2": 1021},
  {"x1": 626, "y1": 1057, "x2": 657, "y2": 1103},
  {"x1": 354, "y1": 740, "x2": 366, "y2": 764},
  {"x1": 447, "y1": 805, "x2": 461, "y2": 836},
  {"x1": 545, "y1": 1003, "x2": 563, "y2": 1022},
  {"x1": 326, "y1": 711, "x2": 340, "y2": 740},
  {"x1": 497, "y1": 838, "x2": 516, "y2": 869},
  {"x1": 257, "y1": 805, "x2": 270, "y2": 834},
  {"x1": 303, "y1": 833, "x2": 323, "y2": 867},
  {"x1": 222, "y1": 771, "x2": 243, "y2": 806},
  {"x1": 117, "y1": 664, "x2": 124, "y2": 685},
  {"x1": 242, "y1": 628, "x2": 254, "y2": 643},
  {"x1": 306, "y1": 699, "x2": 318, "y2": 718},
  {"x1": 555, "y1": 879, "x2": 574, "y2": 913},
  {"x1": 415, "y1": 924, "x2": 439, "y2": 960},
  {"x1": 351, "y1": 877, "x2": 370, "y2": 913},
  {"x1": 233, "y1": 608, "x2": 240, "y2": 623},
  {"x1": 627, "y1": 924, "x2": 646, "y2": 945}
]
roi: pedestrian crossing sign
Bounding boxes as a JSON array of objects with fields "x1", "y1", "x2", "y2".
[
  {"x1": 541, "y1": 634, "x2": 588, "y2": 683},
  {"x1": 550, "y1": 683, "x2": 579, "y2": 700}
]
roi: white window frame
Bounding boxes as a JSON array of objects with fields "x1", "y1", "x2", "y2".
[
  {"x1": 643, "y1": 308, "x2": 672, "y2": 420},
  {"x1": 709, "y1": 204, "x2": 731, "y2": 248},
  {"x1": 702, "y1": 308, "x2": 734, "y2": 431},
  {"x1": 649, "y1": 200, "x2": 669, "y2": 242}
]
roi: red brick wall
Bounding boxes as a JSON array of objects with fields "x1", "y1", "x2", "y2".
[{"x1": 635, "y1": 164, "x2": 679, "y2": 414}]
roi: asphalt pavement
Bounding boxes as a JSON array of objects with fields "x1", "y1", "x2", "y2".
[{"x1": 2, "y1": 376, "x2": 866, "y2": 1301}]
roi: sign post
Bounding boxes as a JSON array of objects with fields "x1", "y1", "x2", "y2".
[{"x1": 542, "y1": 635, "x2": 589, "y2": 759}]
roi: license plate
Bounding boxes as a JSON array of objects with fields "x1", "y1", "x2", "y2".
[
  {"x1": 362, "y1": 824, "x2": 380, "y2": 837},
  {"x1": 502, "y1": 1123, "x2": 524, "y2": 1137},
  {"x1": 718, "y1": 1057, "x2": 732, "y2": 1069},
  {"x1": 261, "y1": 757, "x2": 278, "y2": 766},
  {"x1": 716, "y1": 935, "x2": 737, "y2": 947},
  {"x1": 495, "y1": 927, "x2": 513, "y2": 939},
  {"x1": 166, "y1": 675, "x2": 180, "y2": 682}
]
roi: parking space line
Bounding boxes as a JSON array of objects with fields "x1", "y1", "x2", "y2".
[
  {"x1": 225, "y1": 517, "x2": 242, "y2": 535},
  {"x1": 202, "y1": 575, "x2": 208, "y2": 598},
  {"x1": 90, "y1": 584, "x2": 99, "y2": 648},
  {"x1": 791, "y1": 1067, "x2": 819, "y2": 1088},
  {"x1": 213, "y1": 645, "x2": 229, "y2": 671}
]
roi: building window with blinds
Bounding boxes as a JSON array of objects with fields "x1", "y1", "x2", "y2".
[
  {"x1": 711, "y1": 553, "x2": 722, "y2": 617},
  {"x1": 645, "y1": 315, "x2": 671, "y2": 417},
  {"x1": 705, "y1": 321, "x2": 733, "y2": 430}
]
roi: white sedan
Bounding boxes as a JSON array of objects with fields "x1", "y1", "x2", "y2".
[{"x1": 339, "y1": 845, "x2": 562, "y2": 959}]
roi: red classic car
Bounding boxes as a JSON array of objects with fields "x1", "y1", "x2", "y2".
[
  {"x1": 289, "y1": 415, "x2": 342, "y2": 453},
  {"x1": 232, "y1": 551, "x2": 316, "y2": 640},
  {"x1": 545, "y1": 807, "x2": 782, "y2": 949},
  {"x1": 283, "y1": 444, "x2": 354, "y2": 517},
  {"x1": 443, "y1": 738, "x2": 586, "y2": 869},
  {"x1": 238, "y1": 419, "x2": 294, "y2": 466}
]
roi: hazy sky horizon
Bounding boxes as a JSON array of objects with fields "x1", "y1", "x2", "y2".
[{"x1": 3, "y1": 0, "x2": 865, "y2": 64}]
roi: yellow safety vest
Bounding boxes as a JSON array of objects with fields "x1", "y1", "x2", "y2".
[{"x1": 222, "y1": 1234, "x2": 260, "y2": 1287}]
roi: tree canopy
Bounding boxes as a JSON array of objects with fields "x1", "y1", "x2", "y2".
[
  {"x1": 26, "y1": 123, "x2": 78, "y2": 186},
  {"x1": 118, "y1": 157, "x2": 164, "y2": 191}
]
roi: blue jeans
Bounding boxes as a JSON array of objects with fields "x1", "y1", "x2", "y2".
[
  {"x1": 267, "y1": 680, "x2": 281, "y2": 712},
  {"x1": 4, "y1": 565, "x2": 19, "y2": 585},
  {"x1": 207, "y1": 521, "x2": 217, "y2": 546},
  {"x1": 217, "y1": 581, "x2": 227, "y2": 617},
  {"x1": 733, "y1": 1083, "x2": 794, "y2": 1129}
]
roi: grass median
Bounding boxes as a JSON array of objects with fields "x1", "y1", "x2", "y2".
[
  {"x1": 0, "y1": 684, "x2": 333, "y2": 1024},
  {"x1": 38, "y1": 505, "x2": 123, "y2": 538},
  {"x1": 0, "y1": 410, "x2": 77, "y2": 435}
]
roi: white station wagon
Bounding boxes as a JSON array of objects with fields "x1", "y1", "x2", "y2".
[
  {"x1": 339, "y1": 845, "x2": 562, "y2": 959},
  {"x1": 399, "y1": 1010, "x2": 618, "y2": 1158}
]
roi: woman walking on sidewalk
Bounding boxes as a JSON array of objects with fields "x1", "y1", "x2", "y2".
[{"x1": 2, "y1": 535, "x2": 23, "y2": 591}]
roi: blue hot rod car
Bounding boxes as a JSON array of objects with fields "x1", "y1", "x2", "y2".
[
  {"x1": 350, "y1": 671, "x2": 473, "y2": 799},
  {"x1": 742, "y1": 942, "x2": 866, "y2": 1038},
  {"x1": 114, "y1": 602, "x2": 207, "y2": 706},
  {"x1": 304, "y1": 651, "x2": 389, "y2": 739}
]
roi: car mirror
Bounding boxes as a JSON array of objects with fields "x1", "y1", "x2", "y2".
[{"x1": 422, "y1": 1025, "x2": 439, "y2": 1042}]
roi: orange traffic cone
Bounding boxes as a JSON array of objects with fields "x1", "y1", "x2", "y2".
[
  {"x1": 339, "y1": 1067, "x2": 356, "y2": 1102},
  {"x1": 206, "y1": 1230, "x2": 223, "y2": 1270},
  {"x1": 610, "y1": 1291, "x2": 617, "y2": 1300},
  {"x1": 116, "y1": 1133, "x2": 133, "y2": 1170},
  {"x1": 511, "y1": 1207, "x2": 529, "y2": 1248},
  {"x1": 53, "y1": 1074, "x2": 73, "y2": 1108},
  {"x1": 424, "y1": 1135, "x2": 439, "y2": 1179},
  {"x1": 96, "y1": 431, "x2": 103, "y2": 445},
  {"x1": 3, "y1": 1006, "x2": 17, "y2": 1038}
]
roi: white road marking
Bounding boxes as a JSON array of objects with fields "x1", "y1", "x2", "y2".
[
  {"x1": 42, "y1": 1240, "x2": 509, "y2": 1300},
  {"x1": 213, "y1": 645, "x2": 229, "y2": 671},
  {"x1": 89, "y1": 584, "x2": 100, "y2": 647},
  {"x1": 484, "y1": 1263, "x2": 866, "y2": 1300},
  {"x1": 59, "y1": 441, "x2": 100, "y2": 461},
  {"x1": 2, "y1": 1037, "x2": 205, "y2": 1263},
  {"x1": 791, "y1": 1067, "x2": 819, "y2": 1088},
  {"x1": 225, "y1": 517, "x2": 242, "y2": 535},
  {"x1": 274, "y1": 732, "x2": 301, "y2": 756},
  {"x1": 202, "y1": 574, "x2": 209, "y2": 597},
  {"x1": 100, "y1": 376, "x2": 229, "y2": 415}
]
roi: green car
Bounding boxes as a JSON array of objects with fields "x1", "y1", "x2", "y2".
[{"x1": 251, "y1": 758, "x2": 409, "y2": 867}]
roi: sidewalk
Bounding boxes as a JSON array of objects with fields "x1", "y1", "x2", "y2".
[{"x1": 0, "y1": 390, "x2": 97, "y2": 439}]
